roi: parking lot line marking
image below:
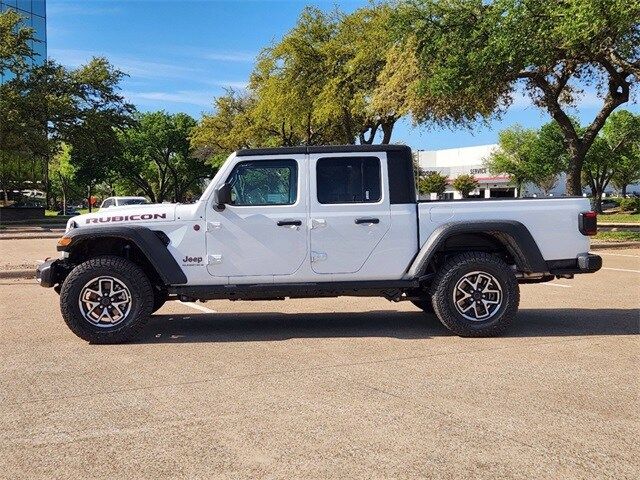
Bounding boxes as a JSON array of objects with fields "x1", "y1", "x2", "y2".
[
  {"x1": 541, "y1": 283, "x2": 572, "y2": 288},
  {"x1": 602, "y1": 267, "x2": 640, "y2": 274},
  {"x1": 181, "y1": 301, "x2": 217, "y2": 314},
  {"x1": 597, "y1": 252, "x2": 640, "y2": 258}
]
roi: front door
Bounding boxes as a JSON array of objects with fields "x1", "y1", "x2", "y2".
[
  {"x1": 206, "y1": 156, "x2": 308, "y2": 278},
  {"x1": 309, "y1": 153, "x2": 391, "y2": 274}
]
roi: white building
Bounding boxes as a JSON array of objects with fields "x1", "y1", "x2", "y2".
[{"x1": 417, "y1": 144, "x2": 639, "y2": 199}]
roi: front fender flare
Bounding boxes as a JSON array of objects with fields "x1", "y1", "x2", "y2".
[
  {"x1": 59, "y1": 225, "x2": 187, "y2": 285},
  {"x1": 405, "y1": 221, "x2": 547, "y2": 279}
]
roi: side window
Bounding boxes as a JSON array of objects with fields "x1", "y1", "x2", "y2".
[
  {"x1": 226, "y1": 159, "x2": 298, "y2": 206},
  {"x1": 316, "y1": 156, "x2": 381, "y2": 204},
  {"x1": 102, "y1": 199, "x2": 114, "y2": 208}
]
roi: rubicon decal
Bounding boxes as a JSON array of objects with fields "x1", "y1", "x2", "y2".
[{"x1": 85, "y1": 213, "x2": 167, "y2": 224}]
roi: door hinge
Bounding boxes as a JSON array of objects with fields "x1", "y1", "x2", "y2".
[
  {"x1": 310, "y1": 251, "x2": 327, "y2": 263},
  {"x1": 207, "y1": 254, "x2": 223, "y2": 265},
  {"x1": 206, "y1": 221, "x2": 222, "y2": 232},
  {"x1": 311, "y1": 218, "x2": 326, "y2": 230}
]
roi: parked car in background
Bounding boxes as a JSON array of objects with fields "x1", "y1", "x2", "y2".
[
  {"x1": 57, "y1": 206, "x2": 80, "y2": 216},
  {"x1": 99, "y1": 197, "x2": 148, "y2": 210}
]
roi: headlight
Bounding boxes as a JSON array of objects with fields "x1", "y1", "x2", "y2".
[{"x1": 65, "y1": 219, "x2": 77, "y2": 232}]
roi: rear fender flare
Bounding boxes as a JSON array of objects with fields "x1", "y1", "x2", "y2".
[{"x1": 405, "y1": 221, "x2": 547, "y2": 278}]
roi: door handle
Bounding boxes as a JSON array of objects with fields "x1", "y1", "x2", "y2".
[
  {"x1": 277, "y1": 219, "x2": 302, "y2": 226},
  {"x1": 355, "y1": 218, "x2": 380, "y2": 224}
]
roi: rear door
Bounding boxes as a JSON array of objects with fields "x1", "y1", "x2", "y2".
[{"x1": 309, "y1": 153, "x2": 390, "y2": 274}]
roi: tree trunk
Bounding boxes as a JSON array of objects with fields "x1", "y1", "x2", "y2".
[
  {"x1": 87, "y1": 185, "x2": 92, "y2": 213},
  {"x1": 621, "y1": 184, "x2": 627, "y2": 198},
  {"x1": 565, "y1": 151, "x2": 585, "y2": 196},
  {"x1": 593, "y1": 190, "x2": 603, "y2": 213},
  {"x1": 381, "y1": 121, "x2": 394, "y2": 144}
]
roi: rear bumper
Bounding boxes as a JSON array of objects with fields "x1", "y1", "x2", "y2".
[
  {"x1": 36, "y1": 259, "x2": 61, "y2": 288},
  {"x1": 547, "y1": 253, "x2": 602, "y2": 276}
]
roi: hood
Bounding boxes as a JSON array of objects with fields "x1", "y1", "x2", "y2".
[{"x1": 67, "y1": 203, "x2": 177, "y2": 231}]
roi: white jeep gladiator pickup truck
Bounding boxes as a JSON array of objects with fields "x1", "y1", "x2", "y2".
[{"x1": 36, "y1": 145, "x2": 601, "y2": 343}]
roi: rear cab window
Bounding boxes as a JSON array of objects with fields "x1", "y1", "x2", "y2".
[{"x1": 316, "y1": 156, "x2": 381, "y2": 204}]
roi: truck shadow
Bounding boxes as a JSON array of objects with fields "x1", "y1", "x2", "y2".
[{"x1": 136, "y1": 308, "x2": 639, "y2": 344}]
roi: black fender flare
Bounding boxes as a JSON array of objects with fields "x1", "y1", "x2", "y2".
[
  {"x1": 59, "y1": 225, "x2": 188, "y2": 285},
  {"x1": 405, "y1": 221, "x2": 547, "y2": 278}
]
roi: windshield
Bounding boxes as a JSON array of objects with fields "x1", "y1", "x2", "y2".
[{"x1": 119, "y1": 198, "x2": 148, "y2": 206}]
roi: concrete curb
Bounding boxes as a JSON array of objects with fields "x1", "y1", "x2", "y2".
[
  {"x1": 0, "y1": 269, "x2": 34, "y2": 279},
  {"x1": 591, "y1": 241, "x2": 640, "y2": 250},
  {"x1": 0, "y1": 233, "x2": 62, "y2": 240},
  {"x1": 599, "y1": 223, "x2": 640, "y2": 228}
]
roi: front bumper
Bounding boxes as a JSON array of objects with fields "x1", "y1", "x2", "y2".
[
  {"x1": 36, "y1": 259, "x2": 61, "y2": 288},
  {"x1": 547, "y1": 253, "x2": 602, "y2": 276}
]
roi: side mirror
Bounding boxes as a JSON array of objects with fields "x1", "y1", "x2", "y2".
[{"x1": 213, "y1": 183, "x2": 232, "y2": 210}]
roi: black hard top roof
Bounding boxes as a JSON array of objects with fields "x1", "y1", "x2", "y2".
[{"x1": 236, "y1": 144, "x2": 411, "y2": 157}]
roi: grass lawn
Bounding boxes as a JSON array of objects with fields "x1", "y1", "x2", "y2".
[
  {"x1": 599, "y1": 212, "x2": 640, "y2": 223},
  {"x1": 45, "y1": 208, "x2": 89, "y2": 217},
  {"x1": 594, "y1": 231, "x2": 640, "y2": 242}
]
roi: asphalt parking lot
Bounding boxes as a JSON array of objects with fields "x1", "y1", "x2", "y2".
[{"x1": 0, "y1": 242, "x2": 638, "y2": 479}]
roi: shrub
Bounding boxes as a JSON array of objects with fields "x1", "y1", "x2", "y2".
[
  {"x1": 419, "y1": 172, "x2": 448, "y2": 197},
  {"x1": 452, "y1": 174, "x2": 479, "y2": 198},
  {"x1": 618, "y1": 197, "x2": 640, "y2": 212}
]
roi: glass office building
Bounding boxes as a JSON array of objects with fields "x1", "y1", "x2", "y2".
[{"x1": 0, "y1": 0, "x2": 47, "y2": 82}]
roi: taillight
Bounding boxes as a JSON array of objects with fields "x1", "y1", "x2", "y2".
[{"x1": 579, "y1": 211, "x2": 598, "y2": 236}]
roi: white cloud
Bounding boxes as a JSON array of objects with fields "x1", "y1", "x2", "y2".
[
  {"x1": 203, "y1": 52, "x2": 256, "y2": 63},
  {"x1": 48, "y1": 48, "x2": 201, "y2": 80},
  {"x1": 122, "y1": 90, "x2": 214, "y2": 108}
]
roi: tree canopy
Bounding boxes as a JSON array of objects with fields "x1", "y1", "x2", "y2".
[
  {"x1": 486, "y1": 122, "x2": 567, "y2": 195},
  {"x1": 397, "y1": 0, "x2": 640, "y2": 195}
]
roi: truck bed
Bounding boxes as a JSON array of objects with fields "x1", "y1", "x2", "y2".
[{"x1": 418, "y1": 197, "x2": 591, "y2": 261}]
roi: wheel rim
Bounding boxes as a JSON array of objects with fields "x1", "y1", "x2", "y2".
[
  {"x1": 452, "y1": 271, "x2": 503, "y2": 322},
  {"x1": 78, "y1": 276, "x2": 132, "y2": 327}
]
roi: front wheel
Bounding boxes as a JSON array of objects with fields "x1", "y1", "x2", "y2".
[
  {"x1": 411, "y1": 299, "x2": 434, "y2": 313},
  {"x1": 59, "y1": 256, "x2": 154, "y2": 344},
  {"x1": 429, "y1": 252, "x2": 519, "y2": 337}
]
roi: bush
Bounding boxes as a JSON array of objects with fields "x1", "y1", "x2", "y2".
[
  {"x1": 618, "y1": 197, "x2": 640, "y2": 212},
  {"x1": 451, "y1": 174, "x2": 479, "y2": 198},
  {"x1": 419, "y1": 172, "x2": 448, "y2": 196}
]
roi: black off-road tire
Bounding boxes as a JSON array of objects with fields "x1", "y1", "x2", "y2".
[
  {"x1": 411, "y1": 299, "x2": 434, "y2": 313},
  {"x1": 59, "y1": 256, "x2": 154, "y2": 344},
  {"x1": 152, "y1": 287, "x2": 168, "y2": 313},
  {"x1": 429, "y1": 252, "x2": 519, "y2": 337}
]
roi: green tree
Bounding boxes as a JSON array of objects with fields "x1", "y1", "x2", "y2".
[
  {"x1": 604, "y1": 110, "x2": 640, "y2": 197},
  {"x1": 250, "y1": 5, "x2": 405, "y2": 146},
  {"x1": 399, "y1": 0, "x2": 640, "y2": 195},
  {"x1": 115, "y1": 112, "x2": 208, "y2": 203},
  {"x1": 251, "y1": 7, "x2": 339, "y2": 146},
  {"x1": 320, "y1": 4, "x2": 398, "y2": 144},
  {"x1": 48, "y1": 144, "x2": 77, "y2": 214},
  {"x1": 419, "y1": 172, "x2": 448, "y2": 197},
  {"x1": 452, "y1": 174, "x2": 479, "y2": 198},
  {"x1": 611, "y1": 147, "x2": 640, "y2": 197},
  {"x1": 583, "y1": 110, "x2": 640, "y2": 211},
  {"x1": 486, "y1": 122, "x2": 567, "y2": 196}
]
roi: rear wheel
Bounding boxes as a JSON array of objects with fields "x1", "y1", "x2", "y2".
[
  {"x1": 60, "y1": 256, "x2": 154, "y2": 344},
  {"x1": 429, "y1": 252, "x2": 519, "y2": 337}
]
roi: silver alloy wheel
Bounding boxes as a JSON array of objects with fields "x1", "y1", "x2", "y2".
[
  {"x1": 452, "y1": 271, "x2": 503, "y2": 322},
  {"x1": 78, "y1": 276, "x2": 132, "y2": 327}
]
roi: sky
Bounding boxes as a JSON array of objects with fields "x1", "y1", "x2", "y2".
[{"x1": 46, "y1": 0, "x2": 639, "y2": 151}]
